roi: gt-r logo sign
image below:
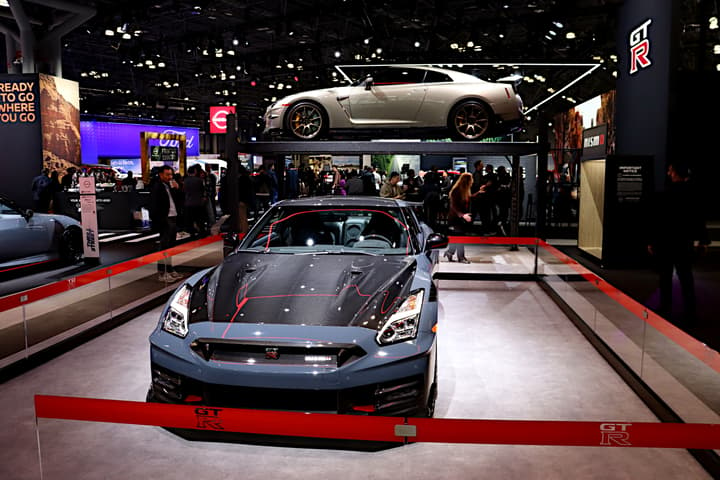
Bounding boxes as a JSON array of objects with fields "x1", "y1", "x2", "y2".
[
  {"x1": 629, "y1": 19, "x2": 652, "y2": 75},
  {"x1": 209, "y1": 106, "x2": 236, "y2": 134}
]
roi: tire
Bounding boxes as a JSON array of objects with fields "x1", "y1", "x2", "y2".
[
  {"x1": 448, "y1": 100, "x2": 493, "y2": 140},
  {"x1": 60, "y1": 226, "x2": 83, "y2": 264},
  {"x1": 423, "y1": 368, "x2": 438, "y2": 418},
  {"x1": 284, "y1": 101, "x2": 327, "y2": 140}
]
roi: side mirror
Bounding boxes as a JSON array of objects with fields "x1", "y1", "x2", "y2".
[
  {"x1": 425, "y1": 233, "x2": 448, "y2": 252},
  {"x1": 364, "y1": 76, "x2": 374, "y2": 90},
  {"x1": 23, "y1": 209, "x2": 34, "y2": 221}
]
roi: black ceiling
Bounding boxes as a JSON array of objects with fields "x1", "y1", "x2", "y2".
[{"x1": 1, "y1": 0, "x2": 718, "y2": 133}]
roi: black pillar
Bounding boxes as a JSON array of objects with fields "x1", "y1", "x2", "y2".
[
  {"x1": 536, "y1": 115, "x2": 550, "y2": 240},
  {"x1": 225, "y1": 114, "x2": 240, "y2": 233}
]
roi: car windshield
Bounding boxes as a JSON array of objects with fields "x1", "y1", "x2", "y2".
[
  {"x1": 240, "y1": 206, "x2": 411, "y2": 255},
  {"x1": 0, "y1": 198, "x2": 19, "y2": 215}
]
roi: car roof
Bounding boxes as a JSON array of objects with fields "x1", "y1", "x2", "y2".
[
  {"x1": 274, "y1": 196, "x2": 415, "y2": 209},
  {"x1": 336, "y1": 64, "x2": 484, "y2": 84}
]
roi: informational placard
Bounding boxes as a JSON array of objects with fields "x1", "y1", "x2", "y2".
[
  {"x1": 78, "y1": 176, "x2": 100, "y2": 259},
  {"x1": 601, "y1": 155, "x2": 653, "y2": 267},
  {"x1": 151, "y1": 145, "x2": 178, "y2": 163},
  {"x1": 616, "y1": 164, "x2": 644, "y2": 203}
]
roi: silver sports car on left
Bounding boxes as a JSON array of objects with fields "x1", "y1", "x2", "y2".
[
  {"x1": 0, "y1": 193, "x2": 83, "y2": 270},
  {"x1": 264, "y1": 64, "x2": 523, "y2": 141}
]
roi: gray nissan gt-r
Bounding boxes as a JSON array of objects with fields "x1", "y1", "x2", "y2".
[{"x1": 148, "y1": 196, "x2": 447, "y2": 417}]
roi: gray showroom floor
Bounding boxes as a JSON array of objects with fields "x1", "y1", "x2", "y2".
[{"x1": 0, "y1": 280, "x2": 710, "y2": 480}]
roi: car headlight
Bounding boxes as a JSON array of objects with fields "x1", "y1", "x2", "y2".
[
  {"x1": 376, "y1": 289, "x2": 424, "y2": 345},
  {"x1": 162, "y1": 284, "x2": 192, "y2": 338}
]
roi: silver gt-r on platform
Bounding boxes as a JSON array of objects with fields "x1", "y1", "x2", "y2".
[
  {"x1": 0, "y1": 193, "x2": 83, "y2": 270},
  {"x1": 264, "y1": 64, "x2": 524, "y2": 141},
  {"x1": 148, "y1": 196, "x2": 448, "y2": 417}
]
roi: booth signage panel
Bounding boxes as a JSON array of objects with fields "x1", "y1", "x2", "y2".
[
  {"x1": 78, "y1": 176, "x2": 100, "y2": 259},
  {"x1": 80, "y1": 121, "x2": 200, "y2": 161},
  {"x1": 582, "y1": 125, "x2": 608, "y2": 161},
  {"x1": 209, "y1": 106, "x2": 236, "y2": 134},
  {"x1": 616, "y1": 0, "x2": 676, "y2": 190},
  {"x1": 0, "y1": 74, "x2": 42, "y2": 208}
]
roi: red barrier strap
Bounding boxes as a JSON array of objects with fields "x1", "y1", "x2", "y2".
[
  {"x1": 0, "y1": 234, "x2": 222, "y2": 313},
  {"x1": 34, "y1": 395, "x2": 400, "y2": 442},
  {"x1": 447, "y1": 236, "x2": 539, "y2": 245},
  {"x1": 34, "y1": 395, "x2": 720, "y2": 449}
]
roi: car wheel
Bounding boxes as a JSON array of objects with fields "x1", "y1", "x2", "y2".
[
  {"x1": 448, "y1": 100, "x2": 493, "y2": 140},
  {"x1": 285, "y1": 102, "x2": 326, "y2": 140},
  {"x1": 60, "y1": 226, "x2": 83, "y2": 264}
]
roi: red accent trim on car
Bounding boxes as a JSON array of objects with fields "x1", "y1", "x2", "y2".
[
  {"x1": 0, "y1": 259, "x2": 55, "y2": 274},
  {"x1": 222, "y1": 284, "x2": 400, "y2": 338}
]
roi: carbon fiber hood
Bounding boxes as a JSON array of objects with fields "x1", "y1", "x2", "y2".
[{"x1": 208, "y1": 253, "x2": 417, "y2": 330}]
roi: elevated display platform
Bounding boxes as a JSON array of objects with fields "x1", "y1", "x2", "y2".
[{"x1": 239, "y1": 140, "x2": 541, "y2": 156}]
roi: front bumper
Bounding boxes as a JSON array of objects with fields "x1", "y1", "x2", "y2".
[
  {"x1": 263, "y1": 106, "x2": 284, "y2": 134},
  {"x1": 149, "y1": 362, "x2": 432, "y2": 416},
  {"x1": 149, "y1": 322, "x2": 436, "y2": 416}
]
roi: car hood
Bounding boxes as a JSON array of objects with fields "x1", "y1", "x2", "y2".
[
  {"x1": 34, "y1": 212, "x2": 81, "y2": 229},
  {"x1": 207, "y1": 253, "x2": 417, "y2": 330}
]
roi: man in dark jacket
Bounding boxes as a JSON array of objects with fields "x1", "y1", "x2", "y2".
[
  {"x1": 149, "y1": 165, "x2": 182, "y2": 281},
  {"x1": 647, "y1": 163, "x2": 710, "y2": 323},
  {"x1": 183, "y1": 165, "x2": 208, "y2": 238}
]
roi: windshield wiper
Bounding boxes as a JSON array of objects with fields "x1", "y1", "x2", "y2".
[{"x1": 295, "y1": 250, "x2": 380, "y2": 256}]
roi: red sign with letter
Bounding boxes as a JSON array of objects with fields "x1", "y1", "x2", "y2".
[{"x1": 209, "y1": 106, "x2": 236, "y2": 134}]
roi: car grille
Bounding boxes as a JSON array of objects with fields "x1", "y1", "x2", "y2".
[
  {"x1": 190, "y1": 338, "x2": 366, "y2": 368},
  {"x1": 150, "y1": 364, "x2": 427, "y2": 416}
]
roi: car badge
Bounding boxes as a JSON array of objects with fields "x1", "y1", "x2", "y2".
[{"x1": 265, "y1": 347, "x2": 280, "y2": 360}]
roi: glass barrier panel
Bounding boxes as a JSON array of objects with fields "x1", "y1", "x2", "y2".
[
  {"x1": 438, "y1": 239, "x2": 537, "y2": 275},
  {"x1": 0, "y1": 305, "x2": 26, "y2": 368},
  {"x1": 34, "y1": 415, "x2": 711, "y2": 480},
  {"x1": 639, "y1": 321, "x2": 720, "y2": 423},
  {"x1": 108, "y1": 261, "x2": 171, "y2": 313},
  {"x1": 538, "y1": 266, "x2": 644, "y2": 375},
  {"x1": 23, "y1": 279, "x2": 112, "y2": 357},
  {"x1": 34, "y1": 417, "x2": 416, "y2": 480},
  {"x1": 169, "y1": 240, "x2": 223, "y2": 273}
]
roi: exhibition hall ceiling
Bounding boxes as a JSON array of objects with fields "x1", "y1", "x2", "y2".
[{"x1": 0, "y1": 0, "x2": 716, "y2": 130}]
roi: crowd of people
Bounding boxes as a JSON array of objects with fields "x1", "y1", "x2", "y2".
[
  {"x1": 31, "y1": 160, "x2": 522, "y2": 241},
  {"x1": 213, "y1": 160, "x2": 521, "y2": 244},
  {"x1": 31, "y1": 160, "x2": 521, "y2": 275}
]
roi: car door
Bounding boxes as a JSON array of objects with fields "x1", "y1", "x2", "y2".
[
  {"x1": 0, "y1": 199, "x2": 50, "y2": 262},
  {"x1": 346, "y1": 67, "x2": 427, "y2": 125}
]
